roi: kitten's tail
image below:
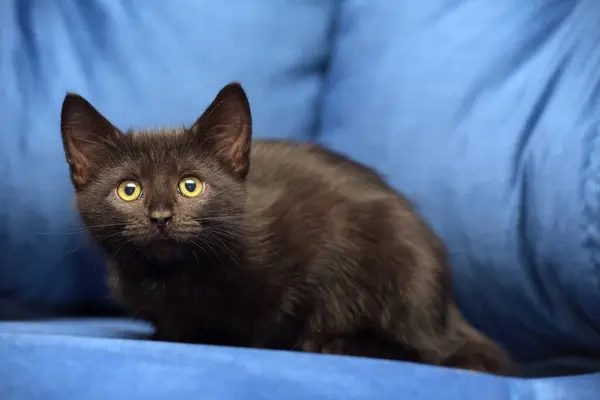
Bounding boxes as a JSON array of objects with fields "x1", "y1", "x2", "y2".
[{"x1": 440, "y1": 305, "x2": 516, "y2": 376}]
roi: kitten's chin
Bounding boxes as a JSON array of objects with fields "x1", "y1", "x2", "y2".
[{"x1": 143, "y1": 240, "x2": 186, "y2": 262}]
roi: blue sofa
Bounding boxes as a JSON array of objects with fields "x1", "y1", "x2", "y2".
[{"x1": 1, "y1": 1, "x2": 599, "y2": 398}]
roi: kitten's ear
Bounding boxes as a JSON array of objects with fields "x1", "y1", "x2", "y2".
[
  {"x1": 60, "y1": 93, "x2": 122, "y2": 190},
  {"x1": 191, "y1": 82, "x2": 252, "y2": 179}
]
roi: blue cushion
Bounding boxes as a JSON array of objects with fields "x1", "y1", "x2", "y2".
[
  {"x1": 2, "y1": 318, "x2": 600, "y2": 399},
  {"x1": 0, "y1": 1, "x2": 335, "y2": 315},
  {"x1": 318, "y1": 0, "x2": 600, "y2": 362}
]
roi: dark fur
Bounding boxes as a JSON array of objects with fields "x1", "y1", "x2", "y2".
[{"x1": 60, "y1": 83, "x2": 513, "y2": 374}]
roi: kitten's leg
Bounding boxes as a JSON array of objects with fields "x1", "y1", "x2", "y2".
[
  {"x1": 310, "y1": 199, "x2": 514, "y2": 375},
  {"x1": 301, "y1": 322, "x2": 513, "y2": 375},
  {"x1": 300, "y1": 309, "x2": 513, "y2": 375},
  {"x1": 376, "y1": 260, "x2": 514, "y2": 373},
  {"x1": 373, "y1": 260, "x2": 514, "y2": 375},
  {"x1": 376, "y1": 255, "x2": 514, "y2": 375},
  {"x1": 151, "y1": 319, "x2": 239, "y2": 347},
  {"x1": 370, "y1": 202, "x2": 515, "y2": 375}
]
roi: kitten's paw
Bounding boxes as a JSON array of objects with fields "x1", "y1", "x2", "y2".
[
  {"x1": 298, "y1": 338, "x2": 322, "y2": 353},
  {"x1": 315, "y1": 337, "x2": 347, "y2": 355},
  {"x1": 298, "y1": 337, "x2": 345, "y2": 355},
  {"x1": 150, "y1": 329, "x2": 172, "y2": 342},
  {"x1": 299, "y1": 336, "x2": 354, "y2": 355}
]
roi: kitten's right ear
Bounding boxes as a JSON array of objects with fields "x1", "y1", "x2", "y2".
[
  {"x1": 60, "y1": 93, "x2": 122, "y2": 190},
  {"x1": 191, "y1": 83, "x2": 252, "y2": 179}
]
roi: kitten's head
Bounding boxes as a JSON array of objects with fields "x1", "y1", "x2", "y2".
[{"x1": 60, "y1": 83, "x2": 252, "y2": 263}]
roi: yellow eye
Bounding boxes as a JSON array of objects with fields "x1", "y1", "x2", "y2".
[
  {"x1": 178, "y1": 177, "x2": 203, "y2": 197},
  {"x1": 117, "y1": 181, "x2": 142, "y2": 201}
]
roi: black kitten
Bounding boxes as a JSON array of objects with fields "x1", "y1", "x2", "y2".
[{"x1": 60, "y1": 83, "x2": 513, "y2": 374}]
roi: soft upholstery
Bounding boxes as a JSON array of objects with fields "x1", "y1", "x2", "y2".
[
  {"x1": 1, "y1": 319, "x2": 600, "y2": 400},
  {"x1": 319, "y1": 0, "x2": 600, "y2": 362},
  {"x1": 0, "y1": 0, "x2": 334, "y2": 315},
  {"x1": 1, "y1": 0, "x2": 600, "y2": 398}
]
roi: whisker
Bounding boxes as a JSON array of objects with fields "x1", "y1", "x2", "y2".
[
  {"x1": 36, "y1": 222, "x2": 127, "y2": 235},
  {"x1": 198, "y1": 215, "x2": 248, "y2": 222},
  {"x1": 112, "y1": 240, "x2": 129, "y2": 259},
  {"x1": 58, "y1": 246, "x2": 83, "y2": 260},
  {"x1": 202, "y1": 227, "x2": 250, "y2": 240},
  {"x1": 201, "y1": 233, "x2": 243, "y2": 271},
  {"x1": 90, "y1": 231, "x2": 124, "y2": 243},
  {"x1": 193, "y1": 237, "x2": 222, "y2": 261}
]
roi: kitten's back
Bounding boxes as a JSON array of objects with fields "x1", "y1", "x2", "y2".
[
  {"x1": 248, "y1": 140, "x2": 396, "y2": 201},
  {"x1": 245, "y1": 139, "x2": 439, "y2": 269}
]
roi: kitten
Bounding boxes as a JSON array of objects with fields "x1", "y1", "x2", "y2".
[{"x1": 60, "y1": 83, "x2": 513, "y2": 374}]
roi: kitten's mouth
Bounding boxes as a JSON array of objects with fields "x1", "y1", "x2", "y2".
[
  {"x1": 150, "y1": 231, "x2": 178, "y2": 243},
  {"x1": 141, "y1": 236, "x2": 183, "y2": 261},
  {"x1": 154, "y1": 228, "x2": 170, "y2": 238},
  {"x1": 126, "y1": 226, "x2": 192, "y2": 252},
  {"x1": 150, "y1": 223, "x2": 176, "y2": 239}
]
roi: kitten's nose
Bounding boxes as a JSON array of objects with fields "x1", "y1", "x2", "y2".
[{"x1": 150, "y1": 210, "x2": 173, "y2": 228}]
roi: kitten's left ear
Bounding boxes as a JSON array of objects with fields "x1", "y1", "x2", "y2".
[
  {"x1": 60, "y1": 93, "x2": 123, "y2": 190},
  {"x1": 192, "y1": 82, "x2": 252, "y2": 179}
]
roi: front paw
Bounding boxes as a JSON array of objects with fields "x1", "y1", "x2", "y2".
[
  {"x1": 316, "y1": 338, "x2": 348, "y2": 355},
  {"x1": 300, "y1": 338, "x2": 342, "y2": 354},
  {"x1": 150, "y1": 327, "x2": 177, "y2": 343}
]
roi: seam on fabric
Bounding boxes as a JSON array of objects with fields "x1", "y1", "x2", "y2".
[
  {"x1": 581, "y1": 121, "x2": 600, "y2": 305},
  {"x1": 313, "y1": 0, "x2": 343, "y2": 142}
]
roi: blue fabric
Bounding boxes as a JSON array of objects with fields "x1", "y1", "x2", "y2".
[
  {"x1": 319, "y1": 0, "x2": 600, "y2": 363},
  {"x1": 2, "y1": 0, "x2": 600, "y2": 395},
  {"x1": 0, "y1": 0, "x2": 335, "y2": 315},
  {"x1": 1, "y1": 319, "x2": 600, "y2": 400}
]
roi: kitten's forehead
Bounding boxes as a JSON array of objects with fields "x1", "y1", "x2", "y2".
[
  {"x1": 119, "y1": 127, "x2": 202, "y2": 170},
  {"x1": 129, "y1": 128, "x2": 190, "y2": 153},
  {"x1": 129, "y1": 127, "x2": 187, "y2": 146}
]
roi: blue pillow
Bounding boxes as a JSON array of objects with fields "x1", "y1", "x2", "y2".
[
  {"x1": 0, "y1": 0, "x2": 335, "y2": 316},
  {"x1": 319, "y1": 0, "x2": 600, "y2": 362}
]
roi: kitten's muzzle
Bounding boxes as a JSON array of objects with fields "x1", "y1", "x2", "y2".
[{"x1": 150, "y1": 210, "x2": 173, "y2": 230}]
